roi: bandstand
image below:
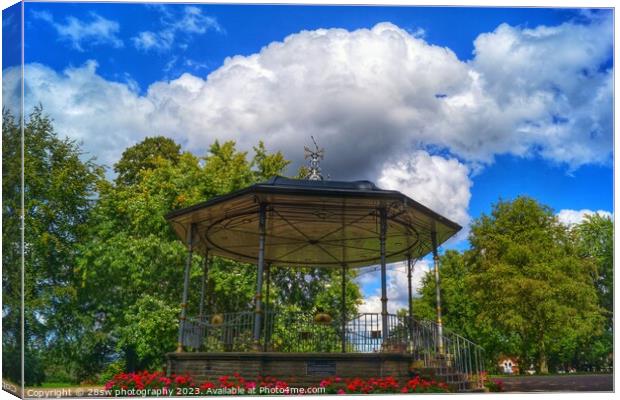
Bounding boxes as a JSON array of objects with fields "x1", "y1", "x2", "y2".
[{"x1": 164, "y1": 154, "x2": 484, "y2": 391}]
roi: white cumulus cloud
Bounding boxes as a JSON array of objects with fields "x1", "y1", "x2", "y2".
[
  {"x1": 4, "y1": 61, "x2": 155, "y2": 167},
  {"x1": 357, "y1": 258, "x2": 432, "y2": 314},
  {"x1": 4, "y1": 18, "x2": 613, "y2": 187},
  {"x1": 556, "y1": 209, "x2": 613, "y2": 226},
  {"x1": 378, "y1": 150, "x2": 472, "y2": 231}
]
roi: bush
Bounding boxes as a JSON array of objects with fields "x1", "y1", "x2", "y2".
[
  {"x1": 99, "y1": 360, "x2": 127, "y2": 385},
  {"x1": 484, "y1": 379, "x2": 504, "y2": 392}
]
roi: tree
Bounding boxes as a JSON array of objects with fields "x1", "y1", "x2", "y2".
[
  {"x1": 414, "y1": 251, "x2": 482, "y2": 342},
  {"x1": 412, "y1": 251, "x2": 516, "y2": 372},
  {"x1": 2, "y1": 108, "x2": 23, "y2": 385},
  {"x1": 466, "y1": 197, "x2": 603, "y2": 373},
  {"x1": 413, "y1": 197, "x2": 606, "y2": 374},
  {"x1": 76, "y1": 138, "x2": 354, "y2": 373},
  {"x1": 2, "y1": 107, "x2": 104, "y2": 384},
  {"x1": 571, "y1": 214, "x2": 613, "y2": 371},
  {"x1": 114, "y1": 136, "x2": 181, "y2": 186},
  {"x1": 574, "y1": 214, "x2": 613, "y2": 328}
]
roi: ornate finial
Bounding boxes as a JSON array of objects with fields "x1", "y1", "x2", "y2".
[{"x1": 304, "y1": 136, "x2": 324, "y2": 181}]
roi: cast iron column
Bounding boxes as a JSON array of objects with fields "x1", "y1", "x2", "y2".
[
  {"x1": 198, "y1": 250, "x2": 210, "y2": 321},
  {"x1": 176, "y1": 223, "x2": 195, "y2": 352},
  {"x1": 431, "y1": 230, "x2": 444, "y2": 353},
  {"x1": 253, "y1": 203, "x2": 267, "y2": 345},
  {"x1": 407, "y1": 255, "x2": 414, "y2": 348},
  {"x1": 341, "y1": 263, "x2": 347, "y2": 353},
  {"x1": 380, "y1": 208, "x2": 388, "y2": 341},
  {"x1": 263, "y1": 263, "x2": 271, "y2": 351}
]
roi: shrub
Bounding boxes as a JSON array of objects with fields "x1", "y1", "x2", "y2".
[{"x1": 484, "y1": 379, "x2": 504, "y2": 392}]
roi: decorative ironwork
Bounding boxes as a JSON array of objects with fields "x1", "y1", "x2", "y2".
[
  {"x1": 304, "y1": 136, "x2": 325, "y2": 181},
  {"x1": 183, "y1": 311, "x2": 485, "y2": 390}
]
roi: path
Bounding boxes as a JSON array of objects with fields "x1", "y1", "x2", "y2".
[{"x1": 499, "y1": 374, "x2": 613, "y2": 392}]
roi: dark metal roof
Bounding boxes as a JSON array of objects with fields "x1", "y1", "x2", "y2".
[
  {"x1": 262, "y1": 176, "x2": 382, "y2": 191},
  {"x1": 166, "y1": 176, "x2": 461, "y2": 268}
]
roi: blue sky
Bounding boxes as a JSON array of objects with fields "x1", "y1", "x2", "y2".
[
  {"x1": 18, "y1": 4, "x2": 586, "y2": 90},
  {"x1": 2, "y1": 2, "x2": 614, "y2": 311}
]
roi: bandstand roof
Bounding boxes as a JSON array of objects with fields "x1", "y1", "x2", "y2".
[{"x1": 166, "y1": 176, "x2": 461, "y2": 268}]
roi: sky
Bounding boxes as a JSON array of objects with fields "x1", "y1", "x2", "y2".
[{"x1": 2, "y1": 1, "x2": 614, "y2": 313}]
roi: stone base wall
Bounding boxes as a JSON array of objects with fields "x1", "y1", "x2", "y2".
[{"x1": 166, "y1": 352, "x2": 416, "y2": 387}]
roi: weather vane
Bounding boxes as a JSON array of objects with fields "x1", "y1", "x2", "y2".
[{"x1": 304, "y1": 136, "x2": 324, "y2": 181}]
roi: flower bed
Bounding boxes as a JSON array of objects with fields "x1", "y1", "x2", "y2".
[
  {"x1": 319, "y1": 376, "x2": 450, "y2": 394},
  {"x1": 104, "y1": 371, "x2": 450, "y2": 396},
  {"x1": 479, "y1": 371, "x2": 504, "y2": 392},
  {"x1": 104, "y1": 371, "x2": 197, "y2": 396},
  {"x1": 484, "y1": 379, "x2": 504, "y2": 392}
]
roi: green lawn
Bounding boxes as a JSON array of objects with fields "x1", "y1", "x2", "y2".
[{"x1": 489, "y1": 372, "x2": 612, "y2": 379}]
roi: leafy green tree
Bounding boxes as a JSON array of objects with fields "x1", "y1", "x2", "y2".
[
  {"x1": 116, "y1": 295, "x2": 179, "y2": 371},
  {"x1": 413, "y1": 251, "x2": 522, "y2": 371},
  {"x1": 2, "y1": 108, "x2": 23, "y2": 385},
  {"x1": 571, "y1": 214, "x2": 613, "y2": 371},
  {"x1": 2, "y1": 107, "x2": 104, "y2": 384},
  {"x1": 78, "y1": 148, "x2": 209, "y2": 373},
  {"x1": 466, "y1": 197, "x2": 603, "y2": 373},
  {"x1": 114, "y1": 136, "x2": 181, "y2": 186},
  {"x1": 413, "y1": 251, "x2": 492, "y2": 345},
  {"x1": 5, "y1": 112, "x2": 361, "y2": 383},
  {"x1": 574, "y1": 214, "x2": 613, "y2": 328},
  {"x1": 78, "y1": 138, "x2": 336, "y2": 373},
  {"x1": 252, "y1": 141, "x2": 291, "y2": 181},
  {"x1": 413, "y1": 197, "x2": 606, "y2": 374}
]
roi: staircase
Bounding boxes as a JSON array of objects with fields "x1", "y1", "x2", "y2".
[{"x1": 408, "y1": 318, "x2": 485, "y2": 391}]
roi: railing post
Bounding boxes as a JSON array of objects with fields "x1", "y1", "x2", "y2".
[
  {"x1": 253, "y1": 203, "x2": 267, "y2": 347},
  {"x1": 177, "y1": 223, "x2": 195, "y2": 352},
  {"x1": 341, "y1": 263, "x2": 347, "y2": 353},
  {"x1": 431, "y1": 230, "x2": 444, "y2": 353},
  {"x1": 379, "y1": 208, "x2": 388, "y2": 342}
]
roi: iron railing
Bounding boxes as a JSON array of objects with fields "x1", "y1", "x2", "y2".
[
  {"x1": 408, "y1": 318, "x2": 485, "y2": 391},
  {"x1": 182, "y1": 311, "x2": 484, "y2": 390}
]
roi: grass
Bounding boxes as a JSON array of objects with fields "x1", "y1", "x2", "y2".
[
  {"x1": 38, "y1": 382, "x2": 76, "y2": 388},
  {"x1": 30, "y1": 382, "x2": 101, "y2": 389},
  {"x1": 489, "y1": 372, "x2": 612, "y2": 379}
]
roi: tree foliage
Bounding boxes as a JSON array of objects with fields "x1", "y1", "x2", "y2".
[
  {"x1": 73, "y1": 135, "x2": 359, "y2": 376},
  {"x1": 570, "y1": 214, "x2": 613, "y2": 370},
  {"x1": 114, "y1": 136, "x2": 181, "y2": 187},
  {"x1": 4, "y1": 107, "x2": 608, "y2": 383},
  {"x1": 2, "y1": 107, "x2": 104, "y2": 384},
  {"x1": 414, "y1": 197, "x2": 607, "y2": 374}
]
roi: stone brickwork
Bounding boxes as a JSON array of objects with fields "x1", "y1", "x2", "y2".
[{"x1": 167, "y1": 352, "x2": 417, "y2": 387}]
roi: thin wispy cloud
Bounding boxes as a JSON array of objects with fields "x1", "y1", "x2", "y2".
[
  {"x1": 132, "y1": 5, "x2": 223, "y2": 53},
  {"x1": 32, "y1": 10, "x2": 123, "y2": 51}
]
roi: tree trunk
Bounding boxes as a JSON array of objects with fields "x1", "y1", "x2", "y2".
[
  {"x1": 538, "y1": 342, "x2": 548, "y2": 374},
  {"x1": 539, "y1": 354, "x2": 548, "y2": 374}
]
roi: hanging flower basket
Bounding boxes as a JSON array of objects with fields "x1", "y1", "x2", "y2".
[
  {"x1": 211, "y1": 313, "x2": 224, "y2": 326},
  {"x1": 314, "y1": 312, "x2": 333, "y2": 325}
]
